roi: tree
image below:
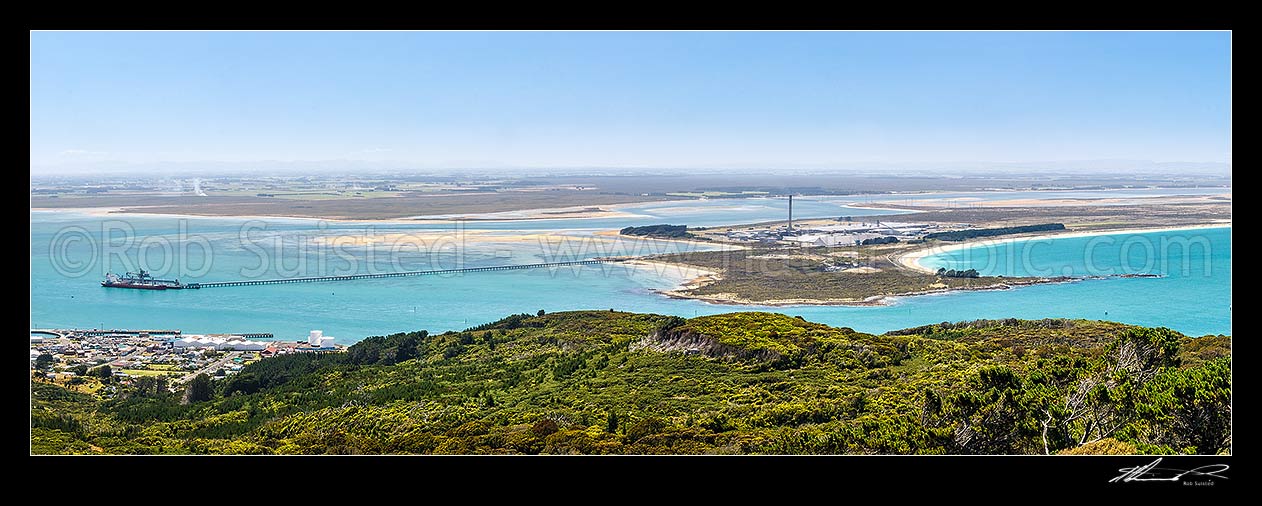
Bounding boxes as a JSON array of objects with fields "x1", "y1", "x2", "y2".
[
  {"x1": 132, "y1": 376, "x2": 168, "y2": 398},
  {"x1": 925, "y1": 366, "x2": 1044, "y2": 454},
  {"x1": 35, "y1": 353, "x2": 55, "y2": 371},
  {"x1": 347, "y1": 340, "x2": 382, "y2": 365},
  {"x1": 395, "y1": 335, "x2": 419, "y2": 362},
  {"x1": 94, "y1": 364, "x2": 112, "y2": 379},
  {"x1": 939, "y1": 268, "x2": 980, "y2": 279},
  {"x1": 73, "y1": 364, "x2": 89, "y2": 376},
  {"x1": 531, "y1": 419, "x2": 559, "y2": 438},
  {"x1": 606, "y1": 411, "x2": 619, "y2": 433},
  {"x1": 537, "y1": 309, "x2": 546, "y2": 317},
  {"x1": 224, "y1": 372, "x2": 261, "y2": 396},
  {"x1": 186, "y1": 373, "x2": 214, "y2": 403},
  {"x1": 1133, "y1": 358, "x2": 1231, "y2": 454},
  {"x1": 1112, "y1": 327, "x2": 1182, "y2": 371},
  {"x1": 625, "y1": 416, "x2": 668, "y2": 442}
]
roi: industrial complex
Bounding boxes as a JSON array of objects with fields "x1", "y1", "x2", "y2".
[{"x1": 713, "y1": 195, "x2": 955, "y2": 247}]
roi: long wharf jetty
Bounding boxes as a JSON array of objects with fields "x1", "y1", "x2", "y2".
[{"x1": 182, "y1": 259, "x2": 621, "y2": 289}]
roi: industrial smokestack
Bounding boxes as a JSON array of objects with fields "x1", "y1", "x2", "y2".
[{"x1": 787, "y1": 195, "x2": 793, "y2": 232}]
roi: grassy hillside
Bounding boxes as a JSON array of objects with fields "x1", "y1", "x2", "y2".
[{"x1": 31, "y1": 311, "x2": 1230, "y2": 455}]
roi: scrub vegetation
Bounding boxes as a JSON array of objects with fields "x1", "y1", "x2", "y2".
[{"x1": 31, "y1": 311, "x2": 1230, "y2": 455}]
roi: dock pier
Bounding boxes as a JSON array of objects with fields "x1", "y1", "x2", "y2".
[{"x1": 184, "y1": 259, "x2": 620, "y2": 289}]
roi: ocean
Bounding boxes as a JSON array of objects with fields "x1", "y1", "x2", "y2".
[{"x1": 30, "y1": 195, "x2": 1231, "y2": 342}]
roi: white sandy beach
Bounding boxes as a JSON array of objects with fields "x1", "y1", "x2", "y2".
[
  {"x1": 30, "y1": 194, "x2": 715, "y2": 224},
  {"x1": 32, "y1": 206, "x2": 128, "y2": 216},
  {"x1": 894, "y1": 222, "x2": 1233, "y2": 274},
  {"x1": 32, "y1": 204, "x2": 647, "y2": 226},
  {"x1": 620, "y1": 259, "x2": 721, "y2": 291},
  {"x1": 31, "y1": 206, "x2": 425, "y2": 225},
  {"x1": 407, "y1": 205, "x2": 645, "y2": 222}
]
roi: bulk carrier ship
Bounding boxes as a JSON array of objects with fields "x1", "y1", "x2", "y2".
[{"x1": 101, "y1": 270, "x2": 185, "y2": 290}]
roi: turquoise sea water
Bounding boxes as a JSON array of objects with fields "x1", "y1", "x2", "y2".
[{"x1": 30, "y1": 196, "x2": 1231, "y2": 341}]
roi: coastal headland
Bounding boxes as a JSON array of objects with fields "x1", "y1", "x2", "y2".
[{"x1": 644, "y1": 197, "x2": 1231, "y2": 306}]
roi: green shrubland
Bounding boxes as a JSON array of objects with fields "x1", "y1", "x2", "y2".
[{"x1": 31, "y1": 311, "x2": 1229, "y2": 455}]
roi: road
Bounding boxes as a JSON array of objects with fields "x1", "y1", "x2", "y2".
[{"x1": 179, "y1": 351, "x2": 242, "y2": 383}]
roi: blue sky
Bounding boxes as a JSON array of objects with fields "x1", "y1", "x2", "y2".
[{"x1": 29, "y1": 31, "x2": 1231, "y2": 172}]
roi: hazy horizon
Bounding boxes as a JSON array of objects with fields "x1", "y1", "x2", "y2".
[
  {"x1": 27, "y1": 159, "x2": 1233, "y2": 178},
  {"x1": 31, "y1": 31, "x2": 1231, "y2": 175}
]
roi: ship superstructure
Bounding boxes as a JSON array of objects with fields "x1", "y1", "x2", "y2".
[{"x1": 101, "y1": 270, "x2": 185, "y2": 290}]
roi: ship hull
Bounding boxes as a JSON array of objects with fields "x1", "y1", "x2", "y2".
[{"x1": 101, "y1": 282, "x2": 175, "y2": 290}]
